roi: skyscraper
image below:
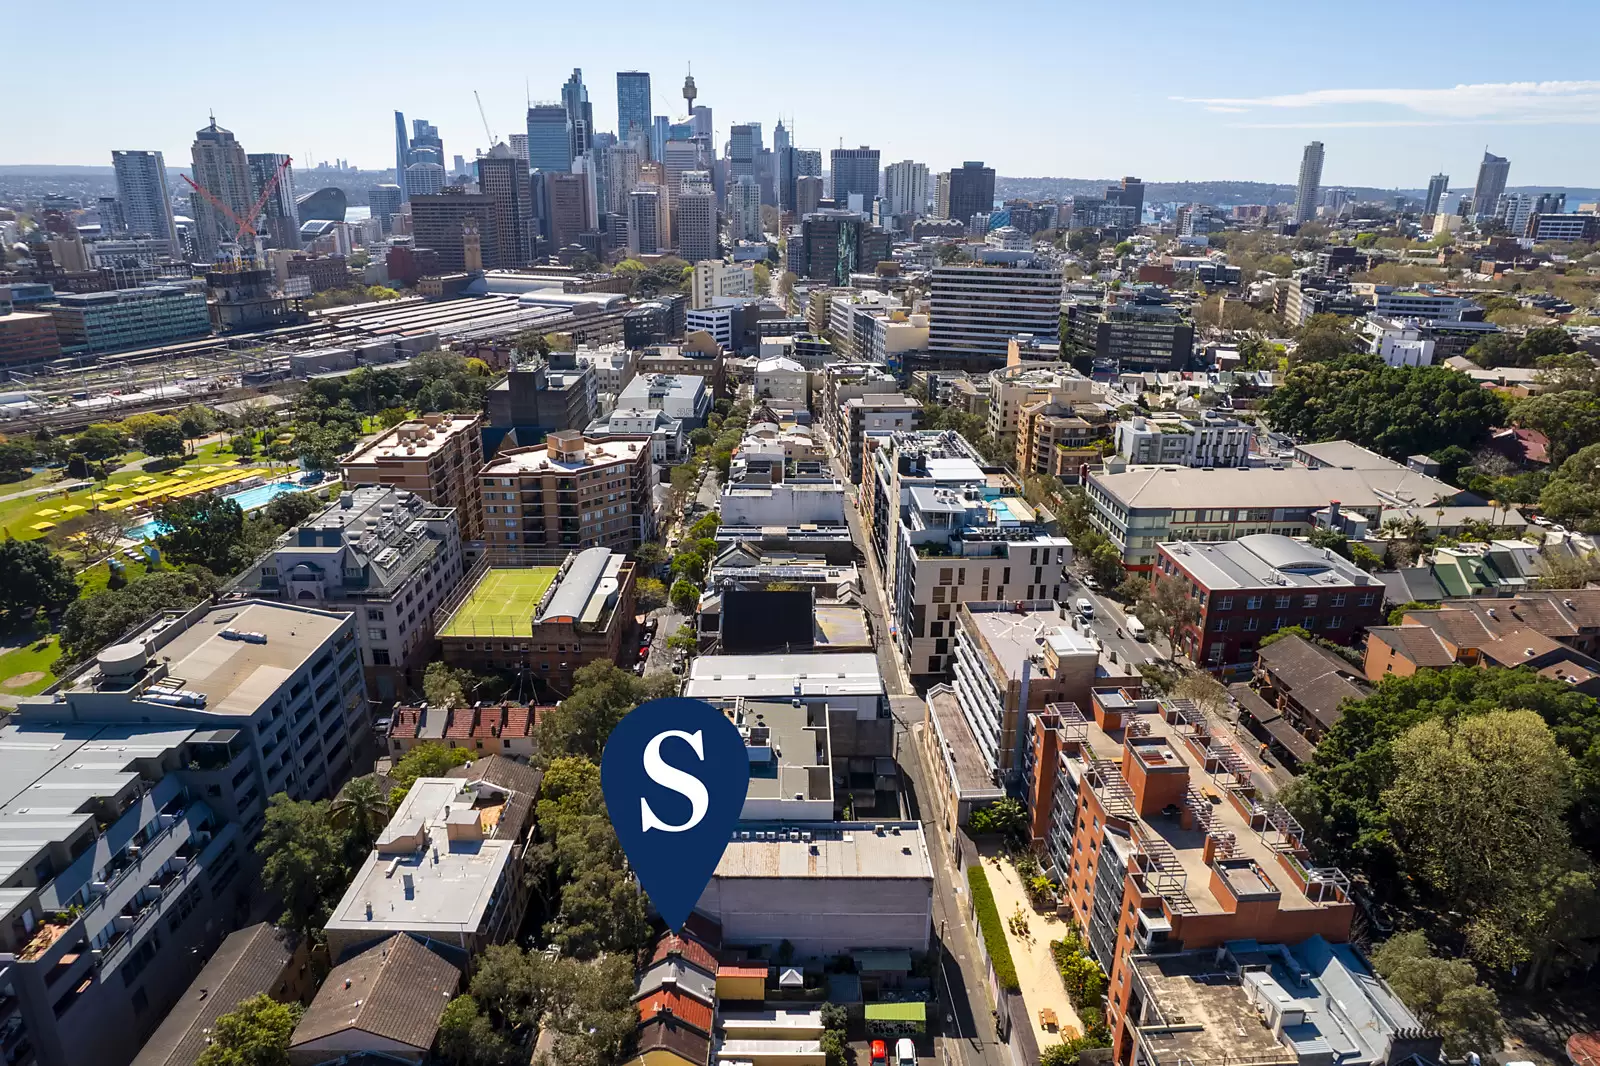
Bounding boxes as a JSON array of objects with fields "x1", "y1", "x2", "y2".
[
  {"x1": 691, "y1": 106, "x2": 713, "y2": 140},
  {"x1": 617, "y1": 71, "x2": 653, "y2": 156},
  {"x1": 728, "y1": 175, "x2": 762, "y2": 243},
  {"x1": 795, "y1": 175, "x2": 824, "y2": 218},
  {"x1": 409, "y1": 190, "x2": 500, "y2": 271},
  {"x1": 509, "y1": 133, "x2": 529, "y2": 163},
  {"x1": 651, "y1": 117, "x2": 671, "y2": 164},
  {"x1": 1472, "y1": 151, "x2": 1511, "y2": 220},
  {"x1": 729, "y1": 124, "x2": 759, "y2": 184},
  {"x1": 830, "y1": 146, "x2": 881, "y2": 208},
  {"x1": 110, "y1": 150, "x2": 178, "y2": 249},
  {"x1": 404, "y1": 161, "x2": 446, "y2": 198},
  {"x1": 1424, "y1": 173, "x2": 1450, "y2": 216},
  {"x1": 628, "y1": 185, "x2": 666, "y2": 255},
  {"x1": 370, "y1": 184, "x2": 403, "y2": 233},
  {"x1": 410, "y1": 119, "x2": 443, "y2": 169},
  {"x1": 678, "y1": 171, "x2": 718, "y2": 263},
  {"x1": 246, "y1": 153, "x2": 299, "y2": 249},
  {"x1": 562, "y1": 68, "x2": 593, "y2": 158},
  {"x1": 602, "y1": 144, "x2": 642, "y2": 215},
  {"x1": 477, "y1": 143, "x2": 534, "y2": 266},
  {"x1": 393, "y1": 111, "x2": 410, "y2": 199},
  {"x1": 946, "y1": 161, "x2": 995, "y2": 228},
  {"x1": 545, "y1": 171, "x2": 590, "y2": 251},
  {"x1": 526, "y1": 104, "x2": 573, "y2": 172},
  {"x1": 189, "y1": 117, "x2": 254, "y2": 260},
  {"x1": 1294, "y1": 141, "x2": 1324, "y2": 224},
  {"x1": 664, "y1": 138, "x2": 710, "y2": 232},
  {"x1": 885, "y1": 161, "x2": 929, "y2": 220},
  {"x1": 1108, "y1": 176, "x2": 1145, "y2": 224}
]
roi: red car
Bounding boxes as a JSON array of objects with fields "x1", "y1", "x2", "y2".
[{"x1": 871, "y1": 1040, "x2": 887, "y2": 1064}]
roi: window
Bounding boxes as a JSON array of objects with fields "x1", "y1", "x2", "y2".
[
  {"x1": 1327, "y1": 616, "x2": 1345, "y2": 629},
  {"x1": 1275, "y1": 595, "x2": 1291, "y2": 609},
  {"x1": 1213, "y1": 618, "x2": 1230, "y2": 632},
  {"x1": 939, "y1": 568, "x2": 953, "y2": 585},
  {"x1": 1243, "y1": 617, "x2": 1259, "y2": 632},
  {"x1": 1003, "y1": 567, "x2": 1011, "y2": 584},
  {"x1": 1303, "y1": 594, "x2": 1319, "y2": 607},
  {"x1": 1331, "y1": 593, "x2": 1347, "y2": 607},
  {"x1": 372, "y1": 649, "x2": 391, "y2": 666},
  {"x1": 1359, "y1": 592, "x2": 1376, "y2": 606},
  {"x1": 932, "y1": 587, "x2": 945, "y2": 604},
  {"x1": 368, "y1": 628, "x2": 386, "y2": 641},
  {"x1": 927, "y1": 656, "x2": 941, "y2": 672},
  {"x1": 366, "y1": 608, "x2": 384, "y2": 621},
  {"x1": 1302, "y1": 616, "x2": 1317, "y2": 630},
  {"x1": 1246, "y1": 595, "x2": 1262, "y2": 610},
  {"x1": 937, "y1": 604, "x2": 952, "y2": 621},
  {"x1": 930, "y1": 622, "x2": 943, "y2": 638},
  {"x1": 1218, "y1": 596, "x2": 1233, "y2": 610}
]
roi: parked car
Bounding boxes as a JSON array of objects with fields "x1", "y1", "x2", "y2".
[
  {"x1": 870, "y1": 1041, "x2": 888, "y2": 1065},
  {"x1": 895, "y1": 1038, "x2": 916, "y2": 1065},
  {"x1": 1076, "y1": 597, "x2": 1095, "y2": 619}
]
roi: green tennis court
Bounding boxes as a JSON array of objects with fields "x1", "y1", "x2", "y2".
[{"x1": 439, "y1": 567, "x2": 561, "y2": 637}]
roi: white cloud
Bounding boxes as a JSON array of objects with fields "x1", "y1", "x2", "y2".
[{"x1": 1171, "y1": 80, "x2": 1600, "y2": 127}]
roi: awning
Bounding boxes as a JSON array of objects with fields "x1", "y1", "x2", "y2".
[{"x1": 1228, "y1": 683, "x2": 1281, "y2": 724}]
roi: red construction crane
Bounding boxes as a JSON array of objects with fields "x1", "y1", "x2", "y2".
[{"x1": 182, "y1": 155, "x2": 292, "y2": 247}]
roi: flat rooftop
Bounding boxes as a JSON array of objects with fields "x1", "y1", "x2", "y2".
[
  {"x1": 1093, "y1": 462, "x2": 1459, "y2": 512},
  {"x1": 324, "y1": 777, "x2": 516, "y2": 939},
  {"x1": 714, "y1": 822, "x2": 933, "y2": 880},
  {"x1": 52, "y1": 601, "x2": 346, "y2": 716},
  {"x1": 927, "y1": 686, "x2": 1002, "y2": 801},
  {"x1": 965, "y1": 604, "x2": 1096, "y2": 682},
  {"x1": 481, "y1": 437, "x2": 645, "y2": 474},
  {"x1": 343, "y1": 414, "x2": 478, "y2": 465},
  {"x1": 685, "y1": 653, "x2": 884, "y2": 701},
  {"x1": 728, "y1": 701, "x2": 830, "y2": 805},
  {"x1": 438, "y1": 567, "x2": 560, "y2": 638}
]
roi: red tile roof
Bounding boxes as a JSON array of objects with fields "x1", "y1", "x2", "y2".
[
  {"x1": 636, "y1": 989, "x2": 713, "y2": 1034},
  {"x1": 394, "y1": 704, "x2": 547, "y2": 742},
  {"x1": 388, "y1": 706, "x2": 424, "y2": 739},
  {"x1": 651, "y1": 933, "x2": 718, "y2": 977}
]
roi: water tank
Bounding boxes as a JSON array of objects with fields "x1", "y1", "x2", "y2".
[{"x1": 98, "y1": 642, "x2": 148, "y2": 677}]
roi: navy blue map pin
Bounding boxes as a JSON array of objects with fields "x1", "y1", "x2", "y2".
[{"x1": 601, "y1": 697, "x2": 750, "y2": 932}]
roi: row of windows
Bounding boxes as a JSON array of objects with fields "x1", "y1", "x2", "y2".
[{"x1": 1211, "y1": 615, "x2": 1347, "y2": 633}]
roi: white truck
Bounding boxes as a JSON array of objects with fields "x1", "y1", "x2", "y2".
[{"x1": 1127, "y1": 616, "x2": 1148, "y2": 641}]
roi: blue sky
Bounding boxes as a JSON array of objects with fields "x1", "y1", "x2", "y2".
[{"x1": 14, "y1": 0, "x2": 1600, "y2": 188}]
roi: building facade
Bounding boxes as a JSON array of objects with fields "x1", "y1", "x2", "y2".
[
  {"x1": 925, "y1": 260, "x2": 1062, "y2": 370},
  {"x1": 47, "y1": 286, "x2": 210, "y2": 355},
  {"x1": 476, "y1": 431, "x2": 655, "y2": 557},
  {"x1": 339, "y1": 414, "x2": 485, "y2": 542}
]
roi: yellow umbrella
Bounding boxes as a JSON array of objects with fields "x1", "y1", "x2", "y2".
[
  {"x1": 34, "y1": 508, "x2": 61, "y2": 518},
  {"x1": 89, "y1": 492, "x2": 116, "y2": 501},
  {"x1": 200, "y1": 465, "x2": 221, "y2": 473},
  {"x1": 30, "y1": 521, "x2": 55, "y2": 532},
  {"x1": 133, "y1": 476, "x2": 157, "y2": 485},
  {"x1": 61, "y1": 505, "x2": 86, "y2": 515},
  {"x1": 172, "y1": 469, "x2": 192, "y2": 478}
]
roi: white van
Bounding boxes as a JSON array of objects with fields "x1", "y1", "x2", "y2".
[
  {"x1": 1076, "y1": 598, "x2": 1095, "y2": 619},
  {"x1": 1127, "y1": 616, "x2": 1148, "y2": 641},
  {"x1": 895, "y1": 1038, "x2": 917, "y2": 1065}
]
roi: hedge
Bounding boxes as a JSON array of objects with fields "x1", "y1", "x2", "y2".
[{"x1": 967, "y1": 863, "x2": 1020, "y2": 992}]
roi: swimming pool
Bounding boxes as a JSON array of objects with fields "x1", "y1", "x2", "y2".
[{"x1": 124, "y1": 479, "x2": 319, "y2": 542}]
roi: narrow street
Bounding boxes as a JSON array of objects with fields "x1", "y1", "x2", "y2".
[{"x1": 832, "y1": 449, "x2": 1008, "y2": 1066}]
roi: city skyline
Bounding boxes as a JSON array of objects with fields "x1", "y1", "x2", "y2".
[{"x1": 9, "y1": 0, "x2": 1600, "y2": 186}]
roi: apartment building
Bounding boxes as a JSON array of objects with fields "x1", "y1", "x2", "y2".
[
  {"x1": 1113, "y1": 414, "x2": 1252, "y2": 468},
  {"x1": 754, "y1": 355, "x2": 807, "y2": 406},
  {"x1": 321, "y1": 760, "x2": 538, "y2": 961},
  {"x1": 1153, "y1": 535, "x2": 1385, "y2": 670},
  {"x1": 0, "y1": 309, "x2": 62, "y2": 367},
  {"x1": 434, "y1": 548, "x2": 636, "y2": 695},
  {"x1": 1021, "y1": 689, "x2": 1357, "y2": 1062},
  {"x1": 984, "y1": 364, "x2": 1096, "y2": 454},
  {"x1": 888, "y1": 479, "x2": 1072, "y2": 679},
  {"x1": 46, "y1": 285, "x2": 210, "y2": 355},
  {"x1": 477, "y1": 431, "x2": 654, "y2": 558},
  {"x1": 924, "y1": 259, "x2": 1062, "y2": 371},
  {"x1": 584, "y1": 406, "x2": 686, "y2": 464},
  {"x1": 231, "y1": 486, "x2": 464, "y2": 702},
  {"x1": 340, "y1": 414, "x2": 484, "y2": 542},
  {"x1": 483, "y1": 358, "x2": 599, "y2": 449},
  {"x1": 839, "y1": 395, "x2": 922, "y2": 484},
  {"x1": 819, "y1": 362, "x2": 898, "y2": 445},
  {"x1": 1087, "y1": 448, "x2": 1461, "y2": 569},
  {"x1": 616, "y1": 372, "x2": 712, "y2": 429},
  {"x1": 5, "y1": 600, "x2": 364, "y2": 1066},
  {"x1": 1015, "y1": 396, "x2": 1114, "y2": 481},
  {"x1": 863, "y1": 430, "x2": 991, "y2": 571},
  {"x1": 572, "y1": 343, "x2": 640, "y2": 397}
]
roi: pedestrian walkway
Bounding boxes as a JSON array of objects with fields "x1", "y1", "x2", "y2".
[{"x1": 979, "y1": 851, "x2": 1083, "y2": 1055}]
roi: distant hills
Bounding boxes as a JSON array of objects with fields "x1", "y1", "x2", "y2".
[{"x1": 995, "y1": 176, "x2": 1600, "y2": 206}]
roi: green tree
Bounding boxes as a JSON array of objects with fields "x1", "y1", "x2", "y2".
[
  {"x1": 228, "y1": 433, "x2": 256, "y2": 458},
  {"x1": 255, "y1": 796, "x2": 348, "y2": 937},
  {"x1": 1293, "y1": 315, "x2": 1359, "y2": 363},
  {"x1": 60, "y1": 568, "x2": 219, "y2": 661},
  {"x1": 819, "y1": 1029, "x2": 849, "y2": 1066},
  {"x1": 196, "y1": 993, "x2": 303, "y2": 1066},
  {"x1": 0, "y1": 439, "x2": 34, "y2": 477},
  {"x1": 634, "y1": 542, "x2": 666, "y2": 568},
  {"x1": 670, "y1": 578, "x2": 701, "y2": 612},
  {"x1": 968, "y1": 797, "x2": 1026, "y2": 837},
  {"x1": 154, "y1": 493, "x2": 247, "y2": 574},
  {"x1": 73, "y1": 424, "x2": 126, "y2": 462},
  {"x1": 537, "y1": 661, "x2": 674, "y2": 761},
  {"x1": 330, "y1": 775, "x2": 390, "y2": 857},
  {"x1": 261, "y1": 490, "x2": 321, "y2": 530},
  {"x1": 1130, "y1": 575, "x2": 1200, "y2": 654},
  {"x1": 1370, "y1": 932, "x2": 1504, "y2": 1057},
  {"x1": 548, "y1": 862, "x2": 652, "y2": 959},
  {"x1": 423, "y1": 661, "x2": 471, "y2": 707},
  {"x1": 1538, "y1": 442, "x2": 1600, "y2": 531},
  {"x1": 437, "y1": 996, "x2": 485, "y2": 1066},
  {"x1": 1264, "y1": 354, "x2": 1506, "y2": 461},
  {"x1": 392, "y1": 742, "x2": 473, "y2": 788},
  {"x1": 177, "y1": 404, "x2": 217, "y2": 441},
  {"x1": 139, "y1": 417, "x2": 187, "y2": 459},
  {"x1": 636, "y1": 576, "x2": 668, "y2": 610},
  {"x1": 0, "y1": 540, "x2": 77, "y2": 622}
]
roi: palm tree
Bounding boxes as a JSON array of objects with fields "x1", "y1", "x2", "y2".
[{"x1": 330, "y1": 776, "x2": 390, "y2": 856}]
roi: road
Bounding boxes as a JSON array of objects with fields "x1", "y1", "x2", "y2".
[
  {"x1": 830, "y1": 449, "x2": 1007, "y2": 1066},
  {"x1": 1069, "y1": 581, "x2": 1171, "y2": 673}
]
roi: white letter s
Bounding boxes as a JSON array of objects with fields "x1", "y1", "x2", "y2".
[{"x1": 640, "y1": 729, "x2": 710, "y2": 833}]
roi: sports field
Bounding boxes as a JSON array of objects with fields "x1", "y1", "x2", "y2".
[{"x1": 439, "y1": 567, "x2": 561, "y2": 637}]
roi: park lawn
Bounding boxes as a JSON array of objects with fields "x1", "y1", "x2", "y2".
[
  {"x1": 0, "y1": 635, "x2": 64, "y2": 697},
  {"x1": 0, "y1": 455, "x2": 287, "y2": 542},
  {"x1": 75, "y1": 557, "x2": 170, "y2": 597},
  {"x1": 0, "y1": 468, "x2": 59, "y2": 494}
]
